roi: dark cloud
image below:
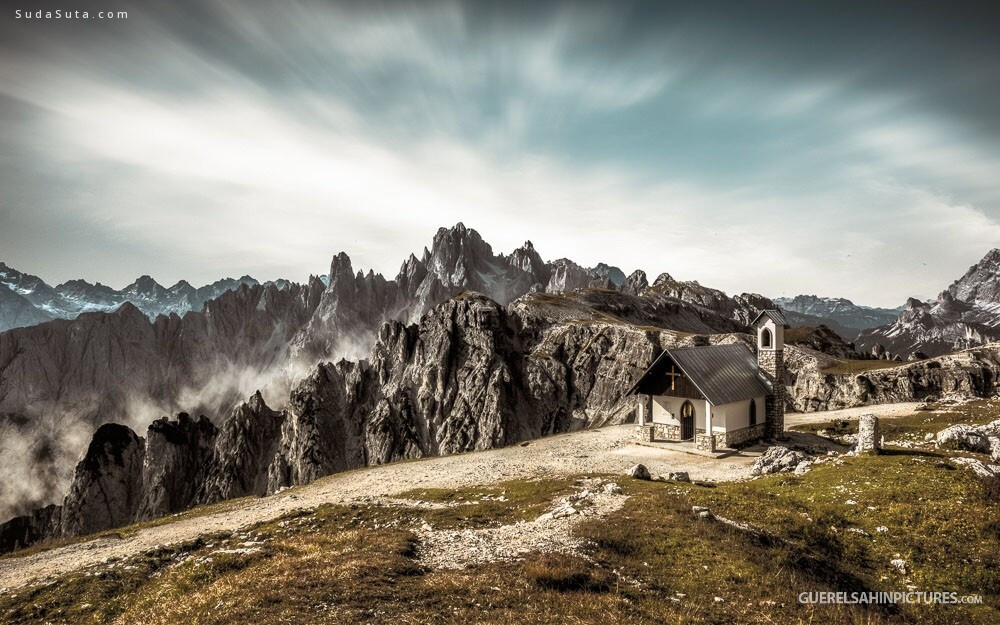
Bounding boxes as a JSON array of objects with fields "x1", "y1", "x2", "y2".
[{"x1": 1, "y1": 1, "x2": 998, "y2": 306}]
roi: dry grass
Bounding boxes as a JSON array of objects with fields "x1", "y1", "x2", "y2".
[
  {"x1": 0, "y1": 497, "x2": 252, "y2": 562},
  {"x1": 2, "y1": 459, "x2": 998, "y2": 624},
  {"x1": 792, "y1": 399, "x2": 1000, "y2": 440}
]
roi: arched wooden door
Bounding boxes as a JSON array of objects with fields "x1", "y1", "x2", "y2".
[{"x1": 680, "y1": 401, "x2": 695, "y2": 440}]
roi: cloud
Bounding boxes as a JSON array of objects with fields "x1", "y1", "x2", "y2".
[{"x1": 0, "y1": 0, "x2": 999, "y2": 308}]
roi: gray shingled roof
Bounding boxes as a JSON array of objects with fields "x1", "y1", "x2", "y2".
[
  {"x1": 751, "y1": 309, "x2": 788, "y2": 327},
  {"x1": 628, "y1": 343, "x2": 773, "y2": 405},
  {"x1": 667, "y1": 344, "x2": 772, "y2": 405}
]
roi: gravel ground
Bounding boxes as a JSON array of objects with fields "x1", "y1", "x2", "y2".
[
  {"x1": 414, "y1": 478, "x2": 629, "y2": 570},
  {"x1": 0, "y1": 403, "x2": 923, "y2": 589}
]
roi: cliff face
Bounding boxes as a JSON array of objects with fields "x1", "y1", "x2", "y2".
[
  {"x1": 60, "y1": 424, "x2": 146, "y2": 537},
  {"x1": 196, "y1": 392, "x2": 286, "y2": 504},
  {"x1": 787, "y1": 344, "x2": 1000, "y2": 412},
  {"x1": 136, "y1": 414, "x2": 217, "y2": 521}
]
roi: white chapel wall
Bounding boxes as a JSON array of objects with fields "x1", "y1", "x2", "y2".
[
  {"x1": 651, "y1": 396, "x2": 689, "y2": 425},
  {"x1": 713, "y1": 397, "x2": 764, "y2": 431}
]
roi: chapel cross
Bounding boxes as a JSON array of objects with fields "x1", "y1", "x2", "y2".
[{"x1": 665, "y1": 365, "x2": 682, "y2": 391}]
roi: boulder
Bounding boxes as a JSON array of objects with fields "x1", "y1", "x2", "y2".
[
  {"x1": 751, "y1": 446, "x2": 809, "y2": 475},
  {"x1": 990, "y1": 437, "x2": 1000, "y2": 463},
  {"x1": 667, "y1": 471, "x2": 690, "y2": 482},
  {"x1": 936, "y1": 425, "x2": 991, "y2": 453},
  {"x1": 626, "y1": 464, "x2": 651, "y2": 480}
]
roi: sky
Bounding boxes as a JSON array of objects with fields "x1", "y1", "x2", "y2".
[{"x1": 1, "y1": 1, "x2": 999, "y2": 307}]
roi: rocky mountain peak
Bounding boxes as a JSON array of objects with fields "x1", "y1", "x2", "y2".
[
  {"x1": 652, "y1": 272, "x2": 675, "y2": 287},
  {"x1": 904, "y1": 297, "x2": 929, "y2": 311},
  {"x1": 506, "y1": 240, "x2": 548, "y2": 283},
  {"x1": 621, "y1": 270, "x2": 649, "y2": 296},
  {"x1": 592, "y1": 263, "x2": 626, "y2": 287},
  {"x1": 328, "y1": 252, "x2": 355, "y2": 285},
  {"x1": 125, "y1": 275, "x2": 164, "y2": 296},
  {"x1": 113, "y1": 300, "x2": 147, "y2": 320},
  {"x1": 948, "y1": 248, "x2": 1000, "y2": 309}
]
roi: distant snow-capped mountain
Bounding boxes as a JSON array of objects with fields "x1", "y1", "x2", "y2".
[
  {"x1": 774, "y1": 295, "x2": 899, "y2": 340},
  {"x1": 0, "y1": 262, "x2": 260, "y2": 331}
]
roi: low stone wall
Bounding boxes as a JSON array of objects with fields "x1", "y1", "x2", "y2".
[
  {"x1": 695, "y1": 434, "x2": 716, "y2": 452},
  {"x1": 636, "y1": 423, "x2": 683, "y2": 442},
  {"x1": 653, "y1": 423, "x2": 682, "y2": 441},
  {"x1": 717, "y1": 423, "x2": 767, "y2": 448}
]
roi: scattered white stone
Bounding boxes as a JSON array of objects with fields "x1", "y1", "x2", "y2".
[
  {"x1": 714, "y1": 596, "x2": 725, "y2": 603},
  {"x1": 751, "y1": 447, "x2": 809, "y2": 475},
  {"x1": 692, "y1": 506, "x2": 713, "y2": 519},
  {"x1": 876, "y1": 526, "x2": 889, "y2": 534},
  {"x1": 890, "y1": 558, "x2": 907, "y2": 574},
  {"x1": 950, "y1": 457, "x2": 1000, "y2": 488}
]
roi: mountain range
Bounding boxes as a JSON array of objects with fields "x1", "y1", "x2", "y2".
[
  {"x1": 774, "y1": 295, "x2": 900, "y2": 340},
  {"x1": 0, "y1": 262, "x2": 262, "y2": 332},
  {"x1": 855, "y1": 249, "x2": 1000, "y2": 358},
  {"x1": 0, "y1": 223, "x2": 774, "y2": 525},
  {"x1": 3, "y1": 225, "x2": 1000, "y2": 552}
]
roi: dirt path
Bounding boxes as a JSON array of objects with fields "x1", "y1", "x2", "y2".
[
  {"x1": 785, "y1": 402, "x2": 923, "y2": 428},
  {"x1": 0, "y1": 425, "x2": 753, "y2": 589}
]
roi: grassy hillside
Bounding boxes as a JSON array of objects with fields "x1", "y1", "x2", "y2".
[{"x1": 1, "y1": 450, "x2": 997, "y2": 625}]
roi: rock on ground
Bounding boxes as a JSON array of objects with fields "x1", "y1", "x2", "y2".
[
  {"x1": 751, "y1": 447, "x2": 810, "y2": 475},
  {"x1": 936, "y1": 424, "x2": 991, "y2": 453},
  {"x1": 626, "y1": 464, "x2": 651, "y2": 480}
]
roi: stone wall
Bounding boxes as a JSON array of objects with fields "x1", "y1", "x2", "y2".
[
  {"x1": 637, "y1": 423, "x2": 682, "y2": 441},
  {"x1": 695, "y1": 433, "x2": 716, "y2": 452},
  {"x1": 759, "y1": 348, "x2": 786, "y2": 439},
  {"x1": 717, "y1": 423, "x2": 766, "y2": 448},
  {"x1": 654, "y1": 424, "x2": 682, "y2": 440}
]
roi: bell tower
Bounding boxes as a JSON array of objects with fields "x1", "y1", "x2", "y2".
[{"x1": 753, "y1": 310, "x2": 786, "y2": 439}]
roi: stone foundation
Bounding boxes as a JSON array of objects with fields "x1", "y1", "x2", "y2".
[
  {"x1": 637, "y1": 425, "x2": 654, "y2": 442},
  {"x1": 637, "y1": 423, "x2": 682, "y2": 442},
  {"x1": 695, "y1": 433, "x2": 716, "y2": 452},
  {"x1": 715, "y1": 423, "x2": 766, "y2": 448}
]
